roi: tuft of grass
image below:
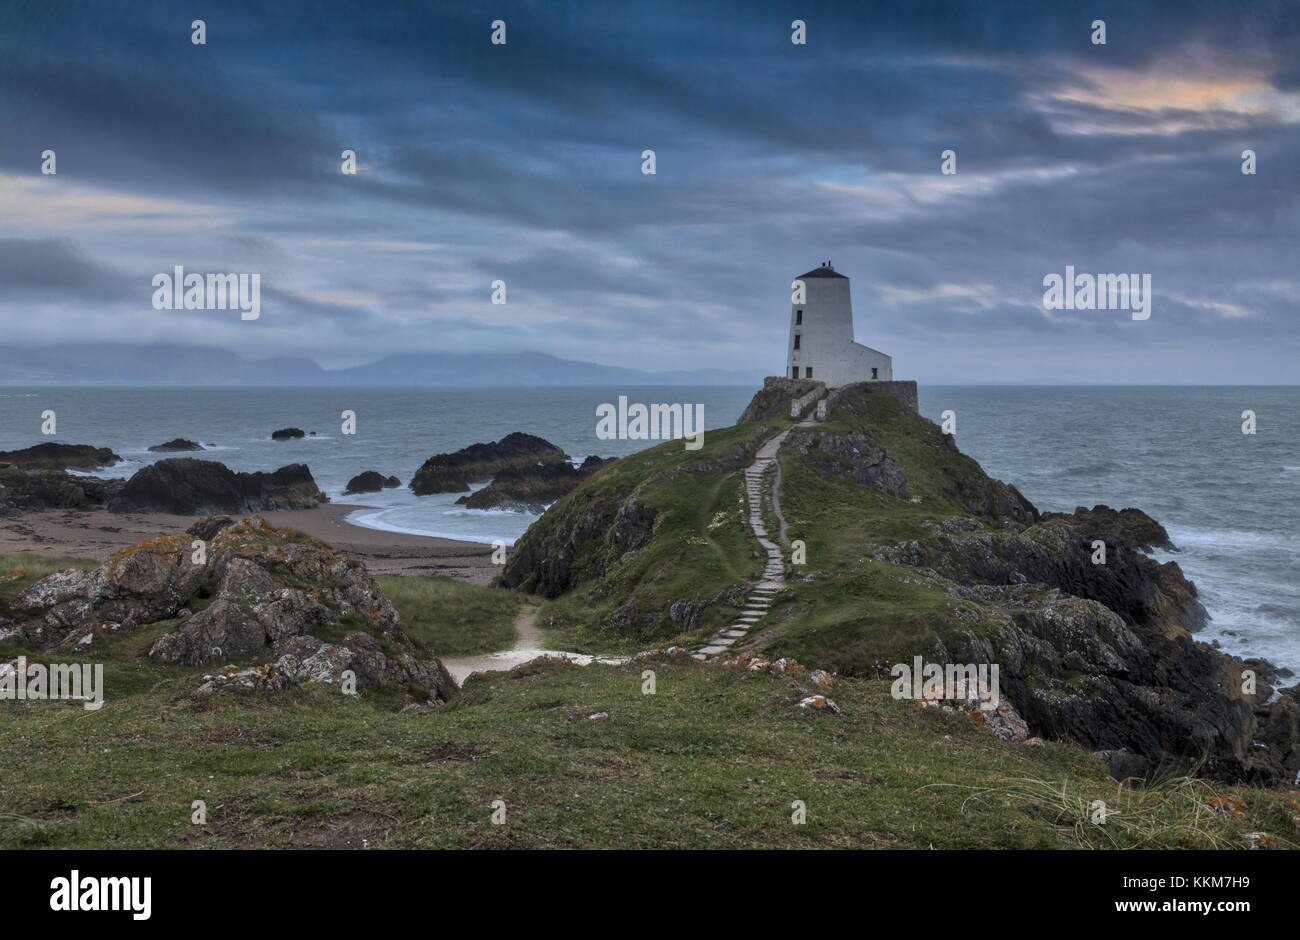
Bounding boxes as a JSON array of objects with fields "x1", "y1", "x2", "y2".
[
  {"x1": 378, "y1": 575, "x2": 522, "y2": 657},
  {"x1": 943, "y1": 775, "x2": 1300, "y2": 850},
  {"x1": 0, "y1": 551, "x2": 98, "y2": 592}
]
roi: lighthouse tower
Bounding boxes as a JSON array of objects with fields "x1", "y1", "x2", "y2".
[{"x1": 786, "y1": 261, "x2": 892, "y2": 386}]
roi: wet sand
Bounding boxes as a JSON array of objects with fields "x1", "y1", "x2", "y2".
[{"x1": 0, "y1": 504, "x2": 498, "y2": 584}]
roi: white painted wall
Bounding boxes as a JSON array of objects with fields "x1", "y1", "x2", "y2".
[{"x1": 786, "y1": 266, "x2": 892, "y2": 386}]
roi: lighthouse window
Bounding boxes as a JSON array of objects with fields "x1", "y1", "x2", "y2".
[
  {"x1": 795, "y1": 309, "x2": 803, "y2": 325},
  {"x1": 793, "y1": 334, "x2": 800, "y2": 350},
  {"x1": 791, "y1": 366, "x2": 799, "y2": 379},
  {"x1": 805, "y1": 367, "x2": 813, "y2": 378}
]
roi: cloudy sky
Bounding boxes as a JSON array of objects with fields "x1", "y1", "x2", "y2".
[{"x1": 1, "y1": 0, "x2": 1297, "y2": 383}]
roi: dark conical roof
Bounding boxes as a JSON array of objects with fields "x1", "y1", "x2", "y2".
[{"x1": 796, "y1": 262, "x2": 847, "y2": 279}]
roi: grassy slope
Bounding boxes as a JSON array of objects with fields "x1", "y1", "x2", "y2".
[
  {"x1": 377, "y1": 575, "x2": 520, "y2": 657},
  {"x1": 530, "y1": 422, "x2": 778, "y2": 653},
  {"x1": 3, "y1": 549, "x2": 1293, "y2": 848},
  {"x1": 4, "y1": 646, "x2": 1292, "y2": 849}
]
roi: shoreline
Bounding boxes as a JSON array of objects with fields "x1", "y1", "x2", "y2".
[{"x1": 0, "y1": 503, "x2": 499, "y2": 584}]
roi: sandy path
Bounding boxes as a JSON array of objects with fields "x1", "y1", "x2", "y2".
[{"x1": 441, "y1": 605, "x2": 624, "y2": 684}]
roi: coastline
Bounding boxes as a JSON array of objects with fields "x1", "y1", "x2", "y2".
[{"x1": 0, "y1": 503, "x2": 499, "y2": 584}]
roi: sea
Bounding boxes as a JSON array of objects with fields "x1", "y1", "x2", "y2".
[{"x1": 1, "y1": 385, "x2": 1296, "y2": 673}]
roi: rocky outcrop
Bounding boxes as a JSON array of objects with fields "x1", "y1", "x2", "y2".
[
  {"x1": 457, "y1": 456, "x2": 613, "y2": 513},
  {"x1": 868, "y1": 514, "x2": 1297, "y2": 784},
  {"x1": 187, "y1": 515, "x2": 235, "y2": 541},
  {"x1": 9, "y1": 533, "x2": 207, "y2": 645},
  {"x1": 108, "y1": 459, "x2": 327, "y2": 514},
  {"x1": 738, "y1": 376, "x2": 823, "y2": 423},
  {"x1": 1039, "y1": 504, "x2": 1176, "y2": 553},
  {"x1": 823, "y1": 384, "x2": 1037, "y2": 528},
  {"x1": 0, "y1": 467, "x2": 123, "y2": 512},
  {"x1": 785, "y1": 429, "x2": 908, "y2": 498},
  {"x1": 410, "y1": 432, "x2": 567, "y2": 495},
  {"x1": 0, "y1": 443, "x2": 120, "y2": 470},
  {"x1": 148, "y1": 438, "x2": 204, "y2": 453},
  {"x1": 344, "y1": 471, "x2": 401, "y2": 495},
  {"x1": 873, "y1": 514, "x2": 1205, "y2": 636},
  {"x1": 5, "y1": 517, "x2": 455, "y2": 703},
  {"x1": 271, "y1": 428, "x2": 305, "y2": 440}
]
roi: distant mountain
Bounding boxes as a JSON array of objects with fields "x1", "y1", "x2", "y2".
[{"x1": 0, "y1": 344, "x2": 763, "y2": 387}]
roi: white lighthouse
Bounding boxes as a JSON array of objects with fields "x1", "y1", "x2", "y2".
[{"x1": 786, "y1": 261, "x2": 892, "y2": 386}]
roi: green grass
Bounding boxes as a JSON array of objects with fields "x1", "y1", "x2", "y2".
[
  {"x1": 764, "y1": 562, "x2": 977, "y2": 676},
  {"x1": 2, "y1": 549, "x2": 1292, "y2": 850},
  {"x1": 2, "y1": 647, "x2": 1289, "y2": 849},
  {"x1": 376, "y1": 575, "x2": 523, "y2": 657},
  {"x1": 0, "y1": 551, "x2": 98, "y2": 587},
  {"x1": 515, "y1": 422, "x2": 777, "y2": 651}
]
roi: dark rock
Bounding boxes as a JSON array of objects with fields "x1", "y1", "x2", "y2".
[
  {"x1": 1039, "y1": 504, "x2": 1175, "y2": 552},
  {"x1": 186, "y1": 515, "x2": 235, "y2": 541},
  {"x1": 873, "y1": 519, "x2": 1207, "y2": 636},
  {"x1": 871, "y1": 516, "x2": 1300, "y2": 784},
  {"x1": 457, "y1": 462, "x2": 583, "y2": 513},
  {"x1": 410, "y1": 432, "x2": 567, "y2": 495},
  {"x1": 148, "y1": 438, "x2": 204, "y2": 453},
  {"x1": 578, "y1": 455, "x2": 615, "y2": 474},
  {"x1": 271, "y1": 428, "x2": 305, "y2": 440},
  {"x1": 344, "y1": 470, "x2": 401, "y2": 495},
  {"x1": 108, "y1": 458, "x2": 327, "y2": 514},
  {"x1": 613, "y1": 498, "x2": 658, "y2": 555},
  {"x1": 0, "y1": 443, "x2": 120, "y2": 470},
  {"x1": 738, "y1": 376, "x2": 822, "y2": 423},
  {"x1": 786, "y1": 429, "x2": 908, "y2": 498},
  {"x1": 0, "y1": 467, "x2": 124, "y2": 512},
  {"x1": 1092, "y1": 748, "x2": 1152, "y2": 782}
]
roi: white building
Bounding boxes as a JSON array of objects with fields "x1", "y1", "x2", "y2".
[{"x1": 786, "y1": 261, "x2": 892, "y2": 385}]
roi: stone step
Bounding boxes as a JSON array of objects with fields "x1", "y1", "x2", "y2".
[
  {"x1": 724, "y1": 629, "x2": 748, "y2": 638},
  {"x1": 698, "y1": 644, "x2": 730, "y2": 655}
]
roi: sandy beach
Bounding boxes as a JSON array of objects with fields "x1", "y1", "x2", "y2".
[{"x1": 0, "y1": 504, "x2": 499, "y2": 584}]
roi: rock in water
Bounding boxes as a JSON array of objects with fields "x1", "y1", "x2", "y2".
[
  {"x1": 459, "y1": 456, "x2": 615, "y2": 513},
  {"x1": 271, "y1": 427, "x2": 306, "y2": 440},
  {"x1": 344, "y1": 470, "x2": 402, "y2": 495},
  {"x1": 0, "y1": 442, "x2": 121, "y2": 470},
  {"x1": 457, "y1": 462, "x2": 581, "y2": 513},
  {"x1": 410, "y1": 432, "x2": 567, "y2": 495},
  {"x1": 7, "y1": 516, "x2": 456, "y2": 703},
  {"x1": 148, "y1": 438, "x2": 204, "y2": 452},
  {"x1": 107, "y1": 458, "x2": 327, "y2": 513},
  {"x1": 1038, "y1": 504, "x2": 1175, "y2": 552}
]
